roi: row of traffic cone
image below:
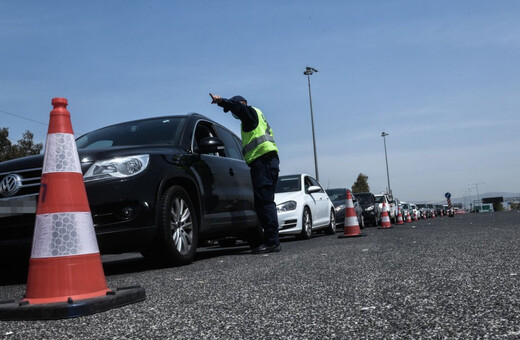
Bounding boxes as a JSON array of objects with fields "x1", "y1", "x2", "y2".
[{"x1": 338, "y1": 191, "x2": 450, "y2": 238}]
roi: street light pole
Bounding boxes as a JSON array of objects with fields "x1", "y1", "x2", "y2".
[
  {"x1": 381, "y1": 132, "x2": 391, "y2": 196},
  {"x1": 304, "y1": 66, "x2": 319, "y2": 182}
]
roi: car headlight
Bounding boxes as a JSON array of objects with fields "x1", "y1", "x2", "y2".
[
  {"x1": 365, "y1": 205, "x2": 374, "y2": 212},
  {"x1": 334, "y1": 204, "x2": 345, "y2": 212},
  {"x1": 277, "y1": 200, "x2": 297, "y2": 212},
  {"x1": 84, "y1": 155, "x2": 150, "y2": 182}
]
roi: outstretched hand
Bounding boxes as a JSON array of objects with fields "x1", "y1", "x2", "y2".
[{"x1": 209, "y1": 93, "x2": 222, "y2": 104}]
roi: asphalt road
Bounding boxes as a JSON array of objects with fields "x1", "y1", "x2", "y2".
[{"x1": 1, "y1": 211, "x2": 519, "y2": 339}]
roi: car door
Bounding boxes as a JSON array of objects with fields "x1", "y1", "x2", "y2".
[
  {"x1": 191, "y1": 121, "x2": 238, "y2": 231},
  {"x1": 214, "y1": 125, "x2": 256, "y2": 230},
  {"x1": 307, "y1": 176, "x2": 330, "y2": 227}
]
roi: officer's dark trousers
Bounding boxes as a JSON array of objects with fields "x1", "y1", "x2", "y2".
[{"x1": 250, "y1": 157, "x2": 280, "y2": 246}]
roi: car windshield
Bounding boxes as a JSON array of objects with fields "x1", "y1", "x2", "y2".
[
  {"x1": 355, "y1": 193, "x2": 374, "y2": 205},
  {"x1": 402, "y1": 203, "x2": 410, "y2": 209},
  {"x1": 325, "y1": 189, "x2": 345, "y2": 201},
  {"x1": 76, "y1": 117, "x2": 187, "y2": 149},
  {"x1": 417, "y1": 204, "x2": 426, "y2": 209},
  {"x1": 374, "y1": 195, "x2": 384, "y2": 203},
  {"x1": 275, "y1": 176, "x2": 301, "y2": 193}
]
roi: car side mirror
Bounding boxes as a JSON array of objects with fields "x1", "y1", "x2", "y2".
[
  {"x1": 198, "y1": 137, "x2": 225, "y2": 154},
  {"x1": 307, "y1": 185, "x2": 321, "y2": 194}
]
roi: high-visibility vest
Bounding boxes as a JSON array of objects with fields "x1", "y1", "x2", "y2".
[{"x1": 241, "y1": 107, "x2": 278, "y2": 164}]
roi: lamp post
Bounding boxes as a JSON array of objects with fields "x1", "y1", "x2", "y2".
[
  {"x1": 304, "y1": 66, "x2": 319, "y2": 182},
  {"x1": 381, "y1": 132, "x2": 392, "y2": 196}
]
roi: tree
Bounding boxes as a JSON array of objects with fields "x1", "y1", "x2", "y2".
[
  {"x1": 352, "y1": 173, "x2": 370, "y2": 193},
  {"x1": 0, "y1": 127, "x2": 43, "y2": 162}
]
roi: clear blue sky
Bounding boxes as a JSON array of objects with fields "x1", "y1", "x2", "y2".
[{"x1": 1, "y1": 1, "x2": 519, "y2": 202}]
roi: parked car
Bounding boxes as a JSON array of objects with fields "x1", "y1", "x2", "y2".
[
  {"x1": 354, "y1": 192, "x2": 381, "y2": 226},
  {"x1": 275, "y1": 174, "x2": 335, "y2": 239},
  {"x1": 374, "y1": 193, "x2": 395, "y2": 223},
  {"x1": 0, "y1": 113, "x2": 262, "y2": 266},
  {"x1": 401, "y1": 201, "x2": 410, "y2": 218},
  {"x1": 409, "y1": 203, "x2": 419, "y2": 219},
  {"x1": 435, "y1": 204, "x2": 446, "y2": 216},
  {"x1": 416, "y1": 204, "x2": 430, "y2": 218},
  {"x1": 325, "y1": 188, "x2": 364, "y2": 230},
  {"x1": 426, "y1": 204, "x2": 436, "y2": 217}
]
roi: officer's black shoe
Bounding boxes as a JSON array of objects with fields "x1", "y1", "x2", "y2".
[{"x1": 251, "y1": 243, "x2": 282, "y2": 254}]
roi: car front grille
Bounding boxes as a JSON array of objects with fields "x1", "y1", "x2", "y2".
[{"x1": 0, "y1": 167, "x2": 42, "y2": 199}]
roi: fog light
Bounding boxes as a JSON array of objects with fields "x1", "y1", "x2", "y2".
[{"x1": 121, "y1": 207, "x2": 134, "y2": 218}]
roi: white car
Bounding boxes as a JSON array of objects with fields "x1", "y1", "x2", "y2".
[
  {"x1": 374, "y1": 193, "x2": 395, "y2": 222},
  {"x1": 275, "y1": 174, "x2": 335, "y2": 239}
]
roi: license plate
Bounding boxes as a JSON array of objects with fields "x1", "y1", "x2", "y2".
[{"x1": 0, "y1": 195, "x2": 37, "y2": 217}]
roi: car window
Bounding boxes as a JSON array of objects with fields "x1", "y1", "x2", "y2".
[
  {"x1": 76, "y1": 117, "x2": 186, "y2": 149},
  {"x1": 304, "y1": 176, "x2": 313, "y2": 193},
  {"x1": 215, "y1": 126, "x2": 243, "y2": 160},
  {"x1": 275, "y1": 176, "x2": 301, "y2": 193},
  {"x1": 356, "y1": 194, "x2": 374, "y2": 204},
  {"x1": 193, "y1": 121, "x2": 224, "y2": 156},
  {"x1": 308, "y1": 177, "x2": 324, "y2": 193},
  {"x1": 374, "y1": 195, "x2": 384, "y2": 203}
]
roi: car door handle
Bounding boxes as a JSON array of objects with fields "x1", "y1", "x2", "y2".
[{"x1": 229, "y1": 168, "x2": 235, "y2": 176}]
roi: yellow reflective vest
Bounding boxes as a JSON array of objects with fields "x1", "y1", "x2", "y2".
[{"x1": 241, "y1": 107, "x2": 278, "y2": 165}]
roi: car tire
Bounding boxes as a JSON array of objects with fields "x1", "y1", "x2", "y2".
[
  {"x1": 298, "y1": 207, "x2": 312, "y2": 240},
  {"x1": 146, "y1": 185, "x2": 198, "y2": 266},
  {"x1": 324, "y1": 209, "x2": 335, "y2": 235}
]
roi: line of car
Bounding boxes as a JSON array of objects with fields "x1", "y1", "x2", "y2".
[{"x1": 0, "y1": 112, "x2": 446, "y2": 268}]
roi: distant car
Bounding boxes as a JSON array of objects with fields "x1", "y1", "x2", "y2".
[
  {"x1": 426, "y1": 204, "x2": 436, "y2": 217},
  {"x1": 416, "y1": 204, "x2": 430, "y2": 218},
  {"x1": 435, "y1": 204, "x2": 446, "y2": 216},
  {"x1": 275, "y1": 174, "x2": 335, "y2": 239},
  {"x1": 325, "y1": 188, "x2": 364, "y2": 230},
  {"x1": 401, "y1": 202, "x2": 410, "y2": 218},
  {"x1": 354, "y1": 192, "x2": 381, "y2": 226},
  {"x1": 374, "y1": 193, "x2": 395, "y2": 223},
  {"x1": 409, "y1": 203, "x2": 419, "y2": 219}
]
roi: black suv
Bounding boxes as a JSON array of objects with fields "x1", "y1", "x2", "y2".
[{"x1": 0, "y1": 113, "x2": 260, "y2": 266}]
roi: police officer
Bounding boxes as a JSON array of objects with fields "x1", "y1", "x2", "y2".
[{"x1": 210, "y1": 93, "x2": 281, "y2": 254}]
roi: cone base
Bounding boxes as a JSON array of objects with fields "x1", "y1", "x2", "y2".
[
  {"x1": 378, "y1": 226, "x2": 393, "y2": 229},
  {"x1": 0, "y1": 286, "x2": 145, "y2": 320}
]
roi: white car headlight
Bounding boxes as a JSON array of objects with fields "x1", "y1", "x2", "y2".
[
  {"x1": 277, "y1": 200, "x2": 297, "y2": 212},
  {"x1": 335, "y1": 204, "x2": 345, "y2": 212},
  {"x1": 84, "y1": 155, "x2": 150, "y2": 182},
  {"x1": 365, "y1": 205, "x2": 374, "y2": 212}
]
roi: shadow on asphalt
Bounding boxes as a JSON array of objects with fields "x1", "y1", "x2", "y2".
[{"x1": 0, "y1": 235, "x2": 316, "y2": 286}]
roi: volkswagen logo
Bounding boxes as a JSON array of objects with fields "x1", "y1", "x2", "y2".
[{"x1": 0, "y1": 174, "x2": 23, "y2": 197}]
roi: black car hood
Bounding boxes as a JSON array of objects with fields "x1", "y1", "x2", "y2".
[{"x1": 0, "y1": 145, "x2": 185, "y2": 174}]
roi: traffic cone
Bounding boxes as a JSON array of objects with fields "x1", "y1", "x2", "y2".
[
  {"x1": 396, "y1": 207, "x2": 404, "y2": 225},
  {"x1": 379, "y1": 202, "x2": 392, "y2": 229},
  {"x1": 338, "y1": 190, "x2": 364, "y2": 238},
  {"x1": 0, "y1": 98, "x2": 145, "y2": 320},
  {"x1": 406, "y1": 211, "x2": 412, "y2": 223}
]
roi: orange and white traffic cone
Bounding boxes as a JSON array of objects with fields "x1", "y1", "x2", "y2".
[
  {"x1": 338, "y1": 190, "x2": 364, "y2": 238},
  {"x1": 406, "y1": 211, "x2": 412, "y2": 223},
  {"x1": 0, "y1": 98, "x2": 145, "y2": 320},
  {"x1": 379, "y1": 202, "x2": 392, "y2": 229},
  {"x1": 396, "y1": 207, "x2": 404, "y2": 225}
]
